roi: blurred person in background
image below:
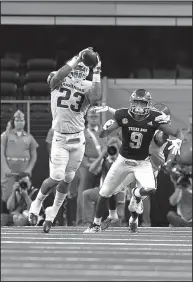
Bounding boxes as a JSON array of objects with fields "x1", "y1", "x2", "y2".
[
  {"x1": 164, "y1": 114, "x2": 192, "y2": 227},
  {"x1": 76, "y1": 108, "x2": 105, "y2": 225},
  {"x1": 29, "y1": 47, "x2": 102, "y2": 233},
  {"x1": 1, "y1": 110, "x2": 39, "y2": 208},
  {"x1": 1, "y1": 172, "x2": 44, "y2": 226},
  {"x1": 82, "y1": 136, "x2": 124, "y2": 226}
]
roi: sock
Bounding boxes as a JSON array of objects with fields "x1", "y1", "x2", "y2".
[
  {"x1": 33, "y1": 190, "x2": 48, "y2": 213},
  {"x1": 52, "y1": 191, "x2": 67, "y2": 215},
  {"x1": 108, "y1": 209, "x2": 119, "y2": 219},
  {"x1": 94, "y1": 217, "x2": 102, "y2": 226},
  {"x1": 130, "y1": 211, "x2": 139, "y2": 221}
]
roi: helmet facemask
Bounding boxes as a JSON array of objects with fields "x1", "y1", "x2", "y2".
[
  {"x1": 129, "y1": 99, "x2": 151, "y2": 121},
  {"x1": 70, "y1": 62, "x2": 89, "y2": 82},
  {"x1": 128, "y1": 89, "x2": 152, "y2": 121}
]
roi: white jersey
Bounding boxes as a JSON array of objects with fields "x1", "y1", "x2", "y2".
[{"x1": 51, "y1": 77, "x2": 92, "y2": 133}]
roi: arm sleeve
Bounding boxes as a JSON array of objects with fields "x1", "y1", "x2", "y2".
[{"x1": 114, "y1": 110, "x2": 123, "y2": 126}]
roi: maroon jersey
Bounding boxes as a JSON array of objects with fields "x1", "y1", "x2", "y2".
[{"x1": 114, "y1": 108, "x2": 167, "y2": 160}]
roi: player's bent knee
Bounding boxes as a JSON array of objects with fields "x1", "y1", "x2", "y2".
[
  {"x1": 50, "y1": 170, "x2": 65, "y2": 181},
  {"x1": 64, "y1": 172, "x2": 75, "y2": 183},
  {"x1": 99, "y1": 190, "x2": 111, "y2": 198}
]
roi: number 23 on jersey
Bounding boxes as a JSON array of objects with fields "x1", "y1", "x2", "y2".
[{"x1": 57, "y1": 87, "x2": 85, "y2": 113}]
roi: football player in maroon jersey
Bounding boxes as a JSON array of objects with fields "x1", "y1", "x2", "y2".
[{"x1": 84, "y1": 89, "x2": 183, "y2": 233}]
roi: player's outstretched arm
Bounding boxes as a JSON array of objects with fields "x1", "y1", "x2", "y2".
[
  {"x1": 99, "y1": 119, "x2": 120, "y2": 138},
  {"x1": 86, "y1": 53, "x2": 102, "y2": 105},
  {"x1": 91, "y1": 105, "x2": 116, "y2": 115},
  {"x1": 50, "y1": 47, "x2": 92, "y2": 91}
]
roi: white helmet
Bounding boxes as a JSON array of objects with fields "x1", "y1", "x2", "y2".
[{"x1": 69, "y1": 62, "x2": 89, "y2": 81}]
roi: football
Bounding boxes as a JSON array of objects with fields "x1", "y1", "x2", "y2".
[{"x1": 81, "y1": 50, "x2": 98, "y2": 68}]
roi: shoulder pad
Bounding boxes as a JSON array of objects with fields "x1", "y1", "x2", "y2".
[{"x1": 114, "y1": 108, "x2": 129, "y2": 126}]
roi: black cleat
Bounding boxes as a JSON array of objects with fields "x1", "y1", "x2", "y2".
[
  {"x1": 101, "y1": 217, "x2": 120, "y2": 231},
  {"x1": 129, "y1": 221, "x2": 138, "y2": 233},
  {"x1": 43, "y1": 220, "x2": 52, "y2": 233},
  {"x1": 28, "y1": 213, "x2": 38, "y2": 226}
]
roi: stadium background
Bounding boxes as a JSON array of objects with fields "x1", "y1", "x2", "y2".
[{"x1": 0, "y1": 0, "x2": 192, "y2": 226}]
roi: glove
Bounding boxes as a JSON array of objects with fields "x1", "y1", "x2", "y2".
[
  {"x1": 93, "y1": 52, "x2": 101, "y2": 74},
  {"x1": 103, "y1": 119, "x2": 115, "y2": 130},
  {"x1": 167, "y1": 138, "x2": 182, "y2": 155},
  {"x1": 155, "y1": 113, "x2": 169, "y2": 123},
  {"x1": 92, "y1": 106, "x2": 109, "y2": 113}
]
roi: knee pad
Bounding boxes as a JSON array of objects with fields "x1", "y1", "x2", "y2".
[
  {"x1": 64, "y1": 172, "x2": 75, "y2": 183},
  {"x1": 50, "y1": 169, "x2": 65, "y2": 181}
]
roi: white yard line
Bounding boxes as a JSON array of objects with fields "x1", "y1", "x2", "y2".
[
  {"x1": 1, "y1": 241, "x2": 192, "y2": 246},
  {"x1": 1, "y1": 236, "x2": 192, "y2": 242}
]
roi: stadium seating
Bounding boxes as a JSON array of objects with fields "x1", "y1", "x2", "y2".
[
  {"x1": 136, "y1": 68, "x2": 152, "y2": 79},
  {"x1": 177, "y1": 66, "x2": 192, "y2": 79},
  {"x1": 24, "y1": 71, "x2": 50, "y2": 83},
  {"x1": 1, "y1": 71, "x2": 20, "y2": 85},
  {"x1": 23, "y1": 82, "x2": 50, "y2": 99},
  {"x1": 26, "y1": 58, "x2": 56, "y2": 71},
  {"x1": 153, "y1": 69, "x2": 177, "y2": 79},
  {"x1": 1, "y1": 83, "x2": 18, "y2": 99},
  {"x1": 1, "y1": 58, "x2": 19, "y2": 70}
]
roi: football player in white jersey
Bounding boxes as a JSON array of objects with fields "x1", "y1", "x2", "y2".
[
  {"x1": 95, "y1": 103, "x2": 171, "y2": 231},
  {"x1": 28, "y1": 47, "x2": 102, "y2": 232}
]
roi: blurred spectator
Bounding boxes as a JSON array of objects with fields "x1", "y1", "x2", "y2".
[
  {"x1": 1, "y1": 172, "x2": 44, "y2": 226},
  {"x1": 1, "y1": 110, "x2": 39, "y2": 207},
  {"x1": 164, "y1": 114, "x2": 192, "y2": 227},
  {"x1": 76, "y1": 108, "x2": 105, "y2": 225},
  {"x1": 1, "y1": 120, "x2": 13, "y2": 138},
  {"x1": 82, "y1": 136, "x2": 124, "y2": 226},
  {"x1": 167, "y1": 185, "x2": 192, "y2": 227}
]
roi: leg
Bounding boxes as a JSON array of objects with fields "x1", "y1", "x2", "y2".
[
  {"x1": 29, "y1": 136, "x2": 70, "y2": 226},
  {"x1": 141, "y1": 197, "x2": 151, "y2": 227},
  {"x1": 44, "y1": 142, "x2": 85, "y2": 233},
  {"x1": 76, "y1": 166, "x2": 91, "y2": 225},
  {"x1": 82, "y1": 187, "x2": 100, "y2": 224},
  {"x1": 130, "y1": 160, "x2": 156, "y2": 215},
  {"x1": 167, "y1": 211, "x2": 192, "y2": 227},
  {"x1": 84, "y1": 154, "x2": 132, "y2": 233}
]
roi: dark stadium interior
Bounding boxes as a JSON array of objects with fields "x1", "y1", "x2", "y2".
[{"x1": 1, "y1": 25, "x2": 192, "y2": 79}]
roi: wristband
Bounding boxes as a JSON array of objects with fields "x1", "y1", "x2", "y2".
[
  {"x1": 67, "y1": 56, "x2": 79, "y2": 69},
  {"x1": 92, "y1": 73, "x2": 101, "y2": 82}
]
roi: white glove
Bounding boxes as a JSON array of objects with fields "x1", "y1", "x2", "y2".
[
  {"x1": 93, "y1": 52, "x2": 101, "y2": 73},
  {"x1": 103, "y1": 119, "x2": 115, "y2": 130},
  {"x1": 155, "y1": 113, "x2": 169, "y2": 123},
  {"x1": 167, "y1": 138, "x2": 182, "y2": 155},
  {"x1": 92, "y1": 106, "x2": 109, "y2": 113}
]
